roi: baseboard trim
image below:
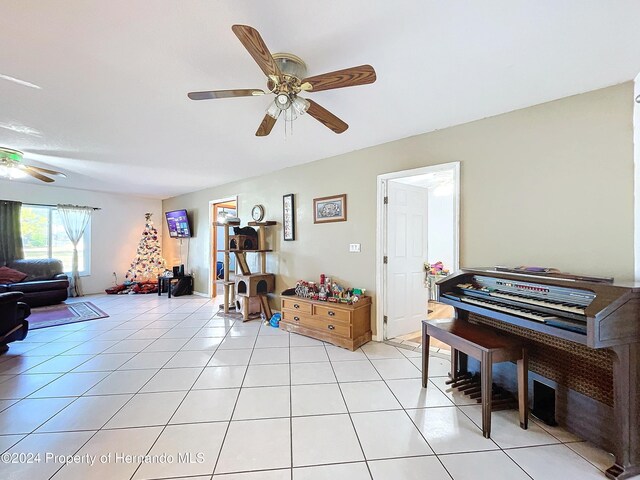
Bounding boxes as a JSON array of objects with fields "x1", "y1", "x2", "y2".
[{"x1": 192, "y1": 291, "x2": 209, "y2": 298}]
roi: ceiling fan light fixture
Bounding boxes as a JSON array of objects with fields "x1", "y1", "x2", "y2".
[
  {"x1": 266, "y1": 101, "x2": 282, "y2": 119},
  {"x1": 191, "y1": 25, "x2": 375, "y2": 136},
  {"x1": 0, "y1": 161, "x2": 28, "y2": 179},
  {"x1": 272, "y1": 53, "x2": 307, "y2": 80},
  {"x1": 0, "y1": 146, "x2": 64, "y2": 183},
  {"x1": 275, "y1": 93, "x2": 291, "y2": 110},
  {"x1": 266, "y1": 95, "x2": 310, "y2": 124},
  {"x1": 0, "y1": 147, "x2": 24, "y2": 163},
  {"x1": 291, "y1": 96, "x2": 310, "y2": 116},
  {"x1": 0, "y1": 147, "x2": 25, "y2": 179}
]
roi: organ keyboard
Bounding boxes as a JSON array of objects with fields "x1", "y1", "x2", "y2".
[{"x1": 436, "y1": 268, "x2": 640, "y2": 479}]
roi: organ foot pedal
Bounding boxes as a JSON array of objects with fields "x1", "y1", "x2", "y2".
[{"x1": 445, "y1": 373, "x2": 518, "y2": 411}]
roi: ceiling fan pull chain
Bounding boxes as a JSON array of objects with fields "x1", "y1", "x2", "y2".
[{"x1": 283, "y1": 115, "x2": 288, "y2": 140}]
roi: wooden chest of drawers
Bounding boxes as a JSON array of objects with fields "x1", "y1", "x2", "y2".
[{"x1": 280, "y1": 296, "x2": 372, "y2": 350}]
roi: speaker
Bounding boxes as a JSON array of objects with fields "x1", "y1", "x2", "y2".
[{"x1": 173, "y1": 265, "x2": 184, "y2": 278}]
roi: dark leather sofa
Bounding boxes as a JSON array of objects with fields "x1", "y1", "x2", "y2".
[
  {"x1": 0, "y1": 292, "x2": 30, "y2": 354},
  {"x1": 0, "y1": 259, "x2": 69, "y2": 308}
]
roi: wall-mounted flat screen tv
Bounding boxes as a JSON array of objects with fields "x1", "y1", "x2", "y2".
[{"x1": 165, "y1": 209, "x2": 192, "y2": 238}]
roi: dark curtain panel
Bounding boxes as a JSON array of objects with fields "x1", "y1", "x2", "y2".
[{"x1": 0, "y1": 200, "x2": 24, "y2": 265}]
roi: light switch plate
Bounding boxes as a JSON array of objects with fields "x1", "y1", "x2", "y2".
[{"x1": 349, "y1": 243, "x2": 361, "y2": 253}]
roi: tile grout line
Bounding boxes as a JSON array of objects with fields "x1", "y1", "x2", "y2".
[
  {"x1": 126, "y1": 303, "x2": 236, "y2": 480},
  {"x1": 37, "y1": 307, "x2": 180, "y2": 479},
  {"x1": 398, "y1": 344, "x2": 568, "y2": 477},
  {"x1": 421, "y1": 355, "x2": 535, "y2": 480},
  {"x1": 363, "y1": 344, "x2": 543, "y2": 479},
  {"x1": 289, "y1": 333, "x2": 294, "y2": 480},
  {"x1": 323, "y1": 342, "x2": 374, "y2": 480},
  {"x1": 43, "y1": 302, "x2": 223, "y2": 480},
  {"x1": 2, "y1": 312, "x2": 174, "y2": 444},
  {"x1": 209, "y1": 316, "x2": 261, "y2": 477},
  {"x1": 0, "y1": 296, "x2": 611, "y2": 479},
  {"x1": 362, "y1": 346, "x2": 455, "y2": 479}
]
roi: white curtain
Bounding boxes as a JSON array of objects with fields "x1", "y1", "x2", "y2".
[{"x1": 57, "y1": 204, "x2": 93, "y2": 297}]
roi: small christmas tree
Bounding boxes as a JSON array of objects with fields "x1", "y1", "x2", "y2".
[{"x1": 125, "y1": 213, "x2": 166, "y2": 282}]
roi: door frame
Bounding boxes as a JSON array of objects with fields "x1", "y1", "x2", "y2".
[
  {"x1": 375, "y1": 162, "x2": 460, "y2": 341},
  {"x1": 208, "y1": 196, "x2": 238, "y2": 298}
]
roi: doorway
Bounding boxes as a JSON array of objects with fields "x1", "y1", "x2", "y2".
[
  {"x1": 376, "y1": 163, "x2": 460, "y2": 343},
  {"x1": 209, "y1": 197, "x2": 237, "y2": 298}
]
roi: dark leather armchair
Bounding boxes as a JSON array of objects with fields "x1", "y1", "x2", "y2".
[{"x1": 0, "y1": 292, "x2": 30, "y2": 354}]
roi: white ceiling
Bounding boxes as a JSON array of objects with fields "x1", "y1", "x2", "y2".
[{"x1": 2, "y1": 1, "x2": 640, "y2": 198}]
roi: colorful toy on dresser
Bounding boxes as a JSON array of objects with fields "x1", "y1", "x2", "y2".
[{"x1": 294, "y1": 274, "x2": 366, "y2": 304}]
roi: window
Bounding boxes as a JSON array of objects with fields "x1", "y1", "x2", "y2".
[{"x1": 20, "y1": 205, "x2": 91, "y2": 275}]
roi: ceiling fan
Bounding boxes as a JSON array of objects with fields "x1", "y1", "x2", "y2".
[
  {"x1": 0, "y1": 147, "x2": 67, "y2": 183},
  {"x1": 188, "y1": 24, "x2": 377, "y2": 136}
]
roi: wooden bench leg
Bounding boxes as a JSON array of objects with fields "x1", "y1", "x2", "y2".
[
  {"x1": 450, "y1": 348, "x2": 458, "y2": 379},
  {"x1": 518, "y1": 348, "x2": 529, "y2": 430},
  {"x1": 481, "y1": 350, "x2": 492, "y2": 438},
  {"x1": 422, "y1": 322, "x2": 430, "y2": 388}
]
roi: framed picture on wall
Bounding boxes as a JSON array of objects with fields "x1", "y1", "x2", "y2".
[
  {"x1": 283, "y1": 193, "x2": 295, "y2": 241},
  {"x1": 313, "y1": 194, "x2": 347, "y2": 223}
]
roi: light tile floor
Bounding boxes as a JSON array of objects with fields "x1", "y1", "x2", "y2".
[{"x1": 0, "y1": 294, "x2": 624, "y2": 479}]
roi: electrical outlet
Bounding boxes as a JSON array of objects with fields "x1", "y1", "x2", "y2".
[{"x1": 349, "y1": 243, "x2": 361, "y2": 253}]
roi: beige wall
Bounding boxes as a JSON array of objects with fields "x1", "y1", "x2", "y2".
[
  {"x1": 163, "y1": 82, "x2": 635, "y2": 332},
  {"x1": 1, "y1": 181, "x2": 162, "y2": 294}
]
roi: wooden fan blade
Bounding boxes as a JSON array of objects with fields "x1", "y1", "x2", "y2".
[
  {"x1": 25, "y1": 165, "x2": 66, "y2": 177},
  {"x1": 302, "y1": 65, "x2": 376, "y2": 93},
  {"x1": 188, "y1": 89, "x2": 265, "y2": 100},
  {"x1": 256, "y1": 114, "x2": 277, "y2": 137},
  {"x1": 23, "y1": 167, "x2": 54, "y2": 183},
  {"x1": 232, "y1": 25, "x2": 282, "y2": 79},
  {"x1": 306, "y1": 99, "x2": 348, "y2": 134}
]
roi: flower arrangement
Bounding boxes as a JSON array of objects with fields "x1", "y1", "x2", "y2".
[
  {"x1": 424, "y1": 261, "x2": 449, "y2": 276},
  {"x1": 424, "y1": 261, "x2": 450, "y2": 300}
]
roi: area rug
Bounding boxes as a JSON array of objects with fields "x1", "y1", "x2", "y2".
[{"x1": 28, "y1": 302, "x2": 109, "y2": 330}]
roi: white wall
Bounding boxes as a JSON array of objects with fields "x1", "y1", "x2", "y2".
[
  {"x1": 0, "y1": 181, "x2": 162, "y2": 294},
  {"x1": 163, "y1": 83, "x2": 634, "y2": 335},
  {"x1": 427, "y1": 188, "x2": 455, "y2": 271}
]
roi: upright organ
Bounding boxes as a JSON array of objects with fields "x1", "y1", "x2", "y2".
[{"x1": 437, "y1": 268, "x2": 640, "y2": 479}]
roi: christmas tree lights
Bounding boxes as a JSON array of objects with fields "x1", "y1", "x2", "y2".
[{"x1": 125, "y1": 213, "x2": 166, "y2": 282}]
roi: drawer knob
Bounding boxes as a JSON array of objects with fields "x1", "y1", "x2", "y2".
[
  {"x1": 328, "y1": 311, "x2": 335, "y2": 316},
  {"x1": 294, "y1": 304, "x2": 300, "y2": 309},
  {"x1": 328, "y1": 324, "x2": 335, "y2": 330},
  {"x1": 294, "y1": 316, "x2": 300, "y2": 321}
]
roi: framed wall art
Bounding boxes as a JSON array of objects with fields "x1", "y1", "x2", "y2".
[
  {"x1": 283, "y1": 193, "x2": 295, "y2": 240},
  {"x1": 313, "y1": 194, "x2": 347, "y2": 223}
]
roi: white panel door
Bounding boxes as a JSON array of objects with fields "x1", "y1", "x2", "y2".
[{"x1": 386, "y1": 180, "x2": 429, "y2": 338}]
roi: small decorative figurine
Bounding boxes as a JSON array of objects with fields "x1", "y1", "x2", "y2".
[{"x1": 293, "y1": 276, "x2": 366, "y2": 304}]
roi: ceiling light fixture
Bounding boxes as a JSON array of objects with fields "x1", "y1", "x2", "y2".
[
  {"x1": 266, "y1": 94, "x2": 310, "y2": 135},
  {"x1": 0, "y1": 147, "x2": 66, "y2": 183},
  {"x1": 0, "y1": 149, "x2": 28, "y2": 179}
]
